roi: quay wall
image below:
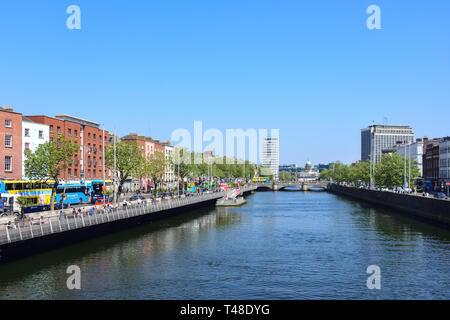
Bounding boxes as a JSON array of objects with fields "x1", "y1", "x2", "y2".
[
  {"x1": 328, "y1": 184, "x2": 450, "y2": 228},
  {"x1": 0, "y1": 198, "x2": 216, "y2": 263}
]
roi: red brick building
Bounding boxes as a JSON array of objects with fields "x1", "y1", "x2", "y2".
[
  {"x1": 26, "y1": 114, "x2": 110, "y2": 181},
  {"x1": 423, "y1": 137, "x2": 440, "y2": 190},
  {"x1": 0, "y1": 106, "x2": 22, "y2": 180},
  {"x1": 153, "y1": 139, "x2": 165, "y2": 155},
  {"x1": 121, "y1": 133, "x2": 146, "y2": 155},
  {"x1": 121, "y1": 133, "x2": 166, "y2": 157}
]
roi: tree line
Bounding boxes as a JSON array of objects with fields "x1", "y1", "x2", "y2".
[
  {"x1": 319, "y1": 153, "x2": 420, "y2": 188},
  {"x1": 23, "y1": 136, "x2": 257, "y2": 209}
]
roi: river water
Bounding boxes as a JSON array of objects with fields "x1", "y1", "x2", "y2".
[{"x1": 0, "y1": 191, "x2": 449, "y2": 299}]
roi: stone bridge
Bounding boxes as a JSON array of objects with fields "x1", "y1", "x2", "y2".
[{"x1": 253, "y1": 181, "x2": 329, "y2": 192}]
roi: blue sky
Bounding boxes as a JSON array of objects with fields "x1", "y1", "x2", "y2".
[{"x1": 0, "y1": 0, "x2": 449, "y2": 165}]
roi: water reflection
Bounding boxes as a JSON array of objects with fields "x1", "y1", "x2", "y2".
[{"x1": 0, "y1": 192, "x2": 449, "y2": 300}]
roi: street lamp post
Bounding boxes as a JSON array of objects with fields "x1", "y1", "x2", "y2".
[
  {"x1": 102, "y1": 124, "x2": 106, "y2": 205},
  {"x1": 113, "y1": 128, "x2": 117, "y2": 203}
]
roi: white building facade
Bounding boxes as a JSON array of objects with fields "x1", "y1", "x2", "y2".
[
  {"x1": 396, "y1": 140, "x2": 424, "y2": 177},
  {"x1": 262, "y1": 136, "x2": 279, "y2": 180},
  {"x1": 361, "y1": 125, "x2": 414, "y2": 163},
  {"x1": 163, "y1": 144, "x2": 175, "y2": 184},
  {"x1": 22, "y1": 117, "x2": 49, "y2": 179}
]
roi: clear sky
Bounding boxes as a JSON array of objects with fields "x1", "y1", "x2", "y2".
[{"x1": 1, "y1": 0, "x2": 449, "y2": 165}]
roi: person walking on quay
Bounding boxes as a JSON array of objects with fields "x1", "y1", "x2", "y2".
[
  {"x1": 89, "y1": 207, "x2": 95, "y2": 216},
  {"x1": 59, "y1": 209, "x2": 65, "y2": 220},
  {"x1": 40, "y1": 216, "x2": 45, "y2": 224},
  {"x1": 72, "y1": 207, "x2": 77, "y2": 217}
]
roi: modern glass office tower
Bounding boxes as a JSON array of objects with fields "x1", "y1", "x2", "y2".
[{"x1": 361, "y1": 125, "x2": 414, "y2": 163}]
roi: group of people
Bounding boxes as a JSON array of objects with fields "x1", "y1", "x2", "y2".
[{"x1": 5, "y1": 215, "x2": 45, "y2": 229}]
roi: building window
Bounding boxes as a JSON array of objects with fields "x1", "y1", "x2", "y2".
[
  {"x1": 57, "y1": 126, "x2": 61, "y2": 134},
  {"x1": 5, "y1": 156, "x2": 12, "y2": 172},
  {"x1": 88, "y1": 133, "x2": 91, "y2": 140},
  {"x1": 5, "y1": 135, "x2": 12, "y2": 148},
  {"x1": 68, "y1": 129, "x2": 72, "y2": 136},
  {"x1": 93, "y1": 134, "x2": 96, "y2": 141},
  {"x1": 50, "y1": 125, "x2": 53, "y2": 133},
  {"x1": 75, "y1": 130, "x2": 78, "y2": 137},
  {"x1": 25, "y1": 142, "x2": 30, "y2": 151},
  {"x1": 24, "y1": 128, "x2": 30, "y2": 137},
  {"x1": 74, "y1": 168, "x2": 78, "y2": 177},
  {"x1": 50, "y1": 137, "x2": 53, "y2": 143},
  {"x1": 39, "y1": 130, "x2": 44, "y2": 139},
  {"x1": 5, "y1": 119, "x2": 12, "y2": 128},
  {"x1": 68, "y1": 168, "x2": 72, "y2": 178}
]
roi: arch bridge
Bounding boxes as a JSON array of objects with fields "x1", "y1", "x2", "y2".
[{"x1": 253, "y1": 181, "x2": 329, "y2": 192}]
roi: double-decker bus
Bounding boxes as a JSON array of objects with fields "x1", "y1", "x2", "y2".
[
  {"x1": 55, "y1": 183, "x2": 90, "y2": 207},
  {"x1": 412, "y1": 178, "x2": 424, "y2": 193},
  {"x1": 0, "y1": 180, "x2": 53, "y2": 213},
  {"x1": 90, "y1": 180, "x2": 113, "y2": 203}
]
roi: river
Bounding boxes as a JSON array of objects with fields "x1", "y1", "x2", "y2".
[{"x1": 0, "y1": 191, "x2": 449, "y2": 299}]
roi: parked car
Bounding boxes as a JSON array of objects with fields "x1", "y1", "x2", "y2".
[
  {"x1": 94, "y1": 198, "x2": 113, "y2": 205},
  {"x1": 129, "y1": 195, "x2": 146, "y2": 201},
  {"x1": 433, "y1": 192, "x2": 448, "y2": 199}
]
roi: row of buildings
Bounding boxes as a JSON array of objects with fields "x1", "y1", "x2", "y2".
[
  {"x1": 0, "y1": 106, "x2": 175, "y2": 189},
  {"x1": 361, "y1": 124, "x2": 450, "y2": 193}
]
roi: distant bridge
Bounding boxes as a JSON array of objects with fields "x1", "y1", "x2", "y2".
[{"x1": 253, "y1": 181, "x2": 329, "y2": 192}]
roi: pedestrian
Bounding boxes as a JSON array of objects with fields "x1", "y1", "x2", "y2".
[
  {"x1": 72, "y1": 208, "x2": 77, "y2": 217},
  {"x1": 40, "y1": 216, "x2": 45, "y2": 224}
]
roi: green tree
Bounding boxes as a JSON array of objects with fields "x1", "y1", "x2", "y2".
[
  {"x1": 105, "y1": 141, "x2": 143, "y2": 198},
  {"x1": 24, "y1": 135, "x2": 78, "y2": 211},
  {"x1": 279, "y1": 171, "x2": 295, "y2": 181},
  {"x1": 147, "y1": 151, "x2": 169, "y2": 191},
  {"x1": 375, "y1": 153, "x2": 420, "y2": 188},
  {"x1": 16, "y1": 196, "x2": 32, "y2": 218}
]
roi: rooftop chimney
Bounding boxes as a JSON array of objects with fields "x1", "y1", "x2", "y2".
[{"x1": 0, "y1": 106, "x2": 13, "y2": 112}]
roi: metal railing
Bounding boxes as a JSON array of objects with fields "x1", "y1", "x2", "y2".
[{"x1": 0, "y1": 187, "x2": 255, "y2": 245}]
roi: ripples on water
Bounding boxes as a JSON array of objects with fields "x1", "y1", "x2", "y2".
[{"x1": 0, "y1": 192, "x2": 449, "y2": 299}]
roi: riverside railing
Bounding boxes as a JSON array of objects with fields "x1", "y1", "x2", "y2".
[{"x1": 0, "y1": 186, "x2": 256, "y2": 245}]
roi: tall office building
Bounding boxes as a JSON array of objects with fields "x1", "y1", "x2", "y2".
[
  {"x1": 361, "y1": 125, "x2": 414, "y2": 163},
  {"x1": 262, "y1": 136, "x2": 279, "y2": 180}
]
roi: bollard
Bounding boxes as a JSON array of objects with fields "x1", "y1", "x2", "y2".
[
  {"x1": 81, "y1": 214, "x2": 85, "y2": 227},
  {"x1": 18, "y1": 223, "x2": 23, "y2": 240},
  {"x1": 5, "y1": 226, "x2": 11, "y2": 243},
  {"x1": 74, "y1": 215, "x2": 78, "y2": 228}
]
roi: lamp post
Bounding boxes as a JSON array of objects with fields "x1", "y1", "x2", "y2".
[
  {"x1": 102, "y1": 124, "x2": 105, "y2": 205},
  {"x1": 113, "y1": 128, "x2": 117, "y2": 203}
]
